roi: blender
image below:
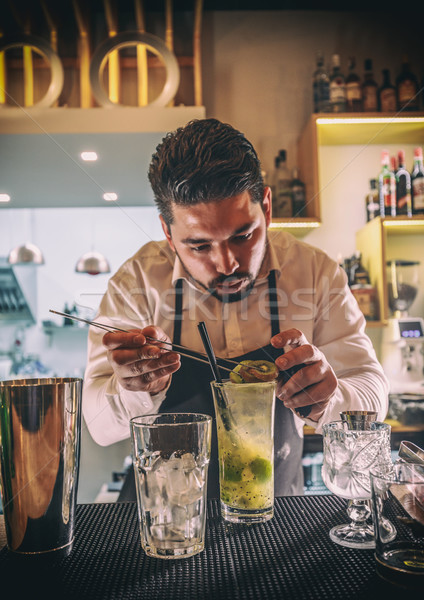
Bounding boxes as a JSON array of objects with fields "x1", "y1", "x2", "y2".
[{"x1": 381, "y1": 260, "x2": 424, "y2": 396}]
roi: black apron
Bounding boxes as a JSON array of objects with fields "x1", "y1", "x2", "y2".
[{"x1": 118, "y1": 271, "x2": 304, "y2": 501}]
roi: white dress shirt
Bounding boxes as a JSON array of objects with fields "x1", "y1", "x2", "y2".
[{"x1": 82, "y1": 230, "x2": 389, "y2": 446}]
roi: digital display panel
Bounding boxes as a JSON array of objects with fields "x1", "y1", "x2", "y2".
[{"x1": 399, "y1": 321, "x2": 424, "y2": 338}]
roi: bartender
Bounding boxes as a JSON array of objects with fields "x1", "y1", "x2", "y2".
[{"x1": 82, "y1": 118, "x2": 389, "y2": 500}]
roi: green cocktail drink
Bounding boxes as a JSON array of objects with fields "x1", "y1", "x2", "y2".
[{"x1": 210, "y1": 379, "x2": 276, "y2": 523}]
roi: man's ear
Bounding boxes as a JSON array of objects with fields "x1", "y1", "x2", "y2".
[
  {"x1": 263, "y1": 186, "x2": 272, "y2": 227},
  {"x1": 160, "y1": 215, "x2": 176, "y2": 252}
]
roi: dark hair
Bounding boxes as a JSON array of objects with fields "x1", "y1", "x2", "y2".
[{"x1": 148, "y1": 118, "x2": 264, "y2": 225}]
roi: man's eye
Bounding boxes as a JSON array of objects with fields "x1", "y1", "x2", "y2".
[
  {"x1": 191, "y1": 244, "x2": 209, "y2": 253},
  {"x1": 233, "y1": 233, "x2": 252, "y2": 243}
]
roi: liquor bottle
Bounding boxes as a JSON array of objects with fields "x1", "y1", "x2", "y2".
[
  {"x1": 378, "y1": 69, "x2": 397, "y2": 112},
  {"x1": 396, "y1": 56, "x2": 420, "y2": 112},
  {"x1": 329, "y1": 54, "x2": 346, "y2": 113},
  {"x1": 312, "y1": 52, "x2": 331, "y2": 113},
  {"x1": 361, "y1": 59, "x2": 378, "y2": 112},
  {"x1": 390, "y1": 155, "x2": 397, "y2": 180},
  {"x1": 349, "y1": 251, "x2": 370, "y2": 286},
  {"x1": 395, "y1": 149, "x2": 412, "y2": 217},
  {"x1": 290, "y1": 168, "x2": 307, "y2": 218},
  {"x1": 411, "y1": 147, "x2": 424, "y2": 214},
  {"x1": 63, "y1": 303, "x2": 74, "y2": 326},
  {"x1": 365, "y1": 179, "x2": 379, "y2": 222},
  {"x1": 378, "y1": 150, "x2": 396, "y2": 217},
  {"x1": 345, "y1": 57, "x2": 362, "y2": 112},
  {"x1": 273, "y1": 150, "x2": 292, "y2": 218}
]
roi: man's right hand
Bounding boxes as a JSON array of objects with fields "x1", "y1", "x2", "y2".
[{"x1": 102, "y1": 326, "x2": 181, "y2": 395}]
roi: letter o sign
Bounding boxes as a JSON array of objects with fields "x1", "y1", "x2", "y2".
[
  {"x1": 0, "y1": 34, "x2": 64, "y2": 108},
  {"x1": 89, "y1": 31, "x2": 180, "y2": 108}
]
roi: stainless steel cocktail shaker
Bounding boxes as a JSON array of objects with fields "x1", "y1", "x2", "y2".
[{"x1": 0, "y1": 378, "x2": 82, "y2": 557}]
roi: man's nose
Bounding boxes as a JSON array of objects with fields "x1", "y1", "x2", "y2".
[{"x1": 213, "y1": 246, "x2": 239, "y2": 275}]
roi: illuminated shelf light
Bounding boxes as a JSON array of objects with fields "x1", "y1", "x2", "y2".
[
  {"x1": 383, "y1": 219, "x2": 424, "y2": 227},
  {"x1": 317, "y1": 116, "x2": 424, "y2": 125},
  {"x1": 269, "y1": 221, "x2": 321, "y2": 229},
  {"x1": 0, "y1": 193, "x2": 11, "y2": 203}
]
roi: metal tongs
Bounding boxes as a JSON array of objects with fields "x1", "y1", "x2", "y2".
[
  {"x1": 49, "y1": 310, "x2": 268, "y2": 379},
  {"x1": 397, "y1": 440, "x2": 424, "y2": 466}
]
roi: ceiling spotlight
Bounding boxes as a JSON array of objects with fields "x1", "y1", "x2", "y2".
[
  {"x1": 103, "y1": 192, "x2": 118, "y2": 201},
  {"x1": 80, "y1": 151, "x2": 98, "y2": 161},
  {"x1": 0, "y1": 193, "x2": 11, "y2": 203}
]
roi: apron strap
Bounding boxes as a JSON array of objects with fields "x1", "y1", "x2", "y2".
[
  {"x1": 268, "y1": 269, "x2": 280, "y2": 338},
  {"x1": 173, "y1": 278, "x2": 184, "y2": 345}
]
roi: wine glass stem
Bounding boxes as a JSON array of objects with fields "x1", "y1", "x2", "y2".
[{"x1": 347, "y1": 499, "x2": 371, "y2": 526}]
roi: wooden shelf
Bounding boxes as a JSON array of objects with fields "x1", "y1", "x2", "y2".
[
  {"x1": 0, "y1": 106, "x2": 206, "y2": 134},
  {"x1": 381, "y1": 216, "x2": 424, "y2": 235},
  {"x1": 356, "y1": 217, "x2": 424, "y2": 323},
  {"x1": 313, "y1": 112, "x2": 424, "y2": 145},
  {"x1": 298, "y1": 113, "x2": 424, "y2": 228},
  {"x1": 297, "y1": 113, "x2": 424, "y2": 324}
]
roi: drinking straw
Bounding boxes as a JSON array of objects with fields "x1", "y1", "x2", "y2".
[
  {"x1": 197, "y1": 321, "x2": 237, "y2": 434},
  {"x1": 197, "y1": 321, "x2": 222, "y2": 383}
]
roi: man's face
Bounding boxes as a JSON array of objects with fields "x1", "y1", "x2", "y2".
[{"x1": 160, "y1": 189, "x2": 272, "y2": 302}]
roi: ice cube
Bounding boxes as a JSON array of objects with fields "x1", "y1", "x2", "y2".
[
  {"x1": 163, "y1": 460, "x2": 191, "y2": 504},
  {"x1": 170, "y1": 505, "x2": 189, "y2": 540},
  {"x1": 328, "y1": 440, "x2": 352, "y2": 471},
  {"x1": 181, "y1": 452, "x2": 196, "y2": 472},
  {"x1": 186, "y1": 499, "x2": 201, "y2": 521},
  {"x1": 186, "y1": 467, "x2": 205, "y2": 502}
]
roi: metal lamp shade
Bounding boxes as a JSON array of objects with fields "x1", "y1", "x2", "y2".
[
  {"x1": 75, "y1": 251, "x2": 111, "y2": 275},
  {"x1": 8, "y1": 242, "x2": 45, "y2": 265}
]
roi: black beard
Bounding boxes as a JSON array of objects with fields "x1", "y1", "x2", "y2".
[
  {"x1": 174, "y1": 251, "x2": 256, "y2": 303},
  {"x1": 207, "y1": 275, "x2": 256, "y2": 303}
]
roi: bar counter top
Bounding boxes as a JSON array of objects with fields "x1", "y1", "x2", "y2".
[{"x1": 0, "y1": 495, "x2": 404, "y2": 599}]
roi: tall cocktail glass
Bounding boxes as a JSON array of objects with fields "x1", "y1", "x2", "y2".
[
  {"x1": 210, "y1": 380, "x2": 276, "y2": 523},
  {"x1": 130, "y1": 413, "x2": 212, "y2": 559}
]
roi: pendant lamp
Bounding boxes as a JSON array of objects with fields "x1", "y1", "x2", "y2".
[
  {"x1": 75, "y1": 209, "x2": 111, "y2": 275},
  {"x1": 7, "y1": 210, "x2": 45, "y2": 266},
  {"x1": 75, "y1": 251, "x2": 110, "y2": 275},
  {"x1": 8, "y1": 241, "x2": 45, "y2": 265}
]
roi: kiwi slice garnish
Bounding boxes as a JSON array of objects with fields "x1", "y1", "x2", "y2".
[{"x1": 229, "y1": 359, "x2": 278, "y2": 383}]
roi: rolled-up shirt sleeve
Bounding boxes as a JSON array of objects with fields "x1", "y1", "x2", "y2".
[
  {"x1": 302, "y1": 257, "x2": 389, "y2": 432},
  {"x1": 82, "y1": 252, "x2": 173, "y2": 446}
]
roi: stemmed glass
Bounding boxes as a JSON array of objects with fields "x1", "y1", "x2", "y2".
[{"x1": 322, "y1": 420, "x2": 395, "y2": 549}]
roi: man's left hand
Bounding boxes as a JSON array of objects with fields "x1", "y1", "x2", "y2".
[{"x1": 271, "y1": 328, "x2": 337, "y2": 422}]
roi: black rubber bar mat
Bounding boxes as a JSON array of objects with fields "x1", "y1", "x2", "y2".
[{"x1": 0, "y1": 495, "x2": 405, "y2": 599}]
